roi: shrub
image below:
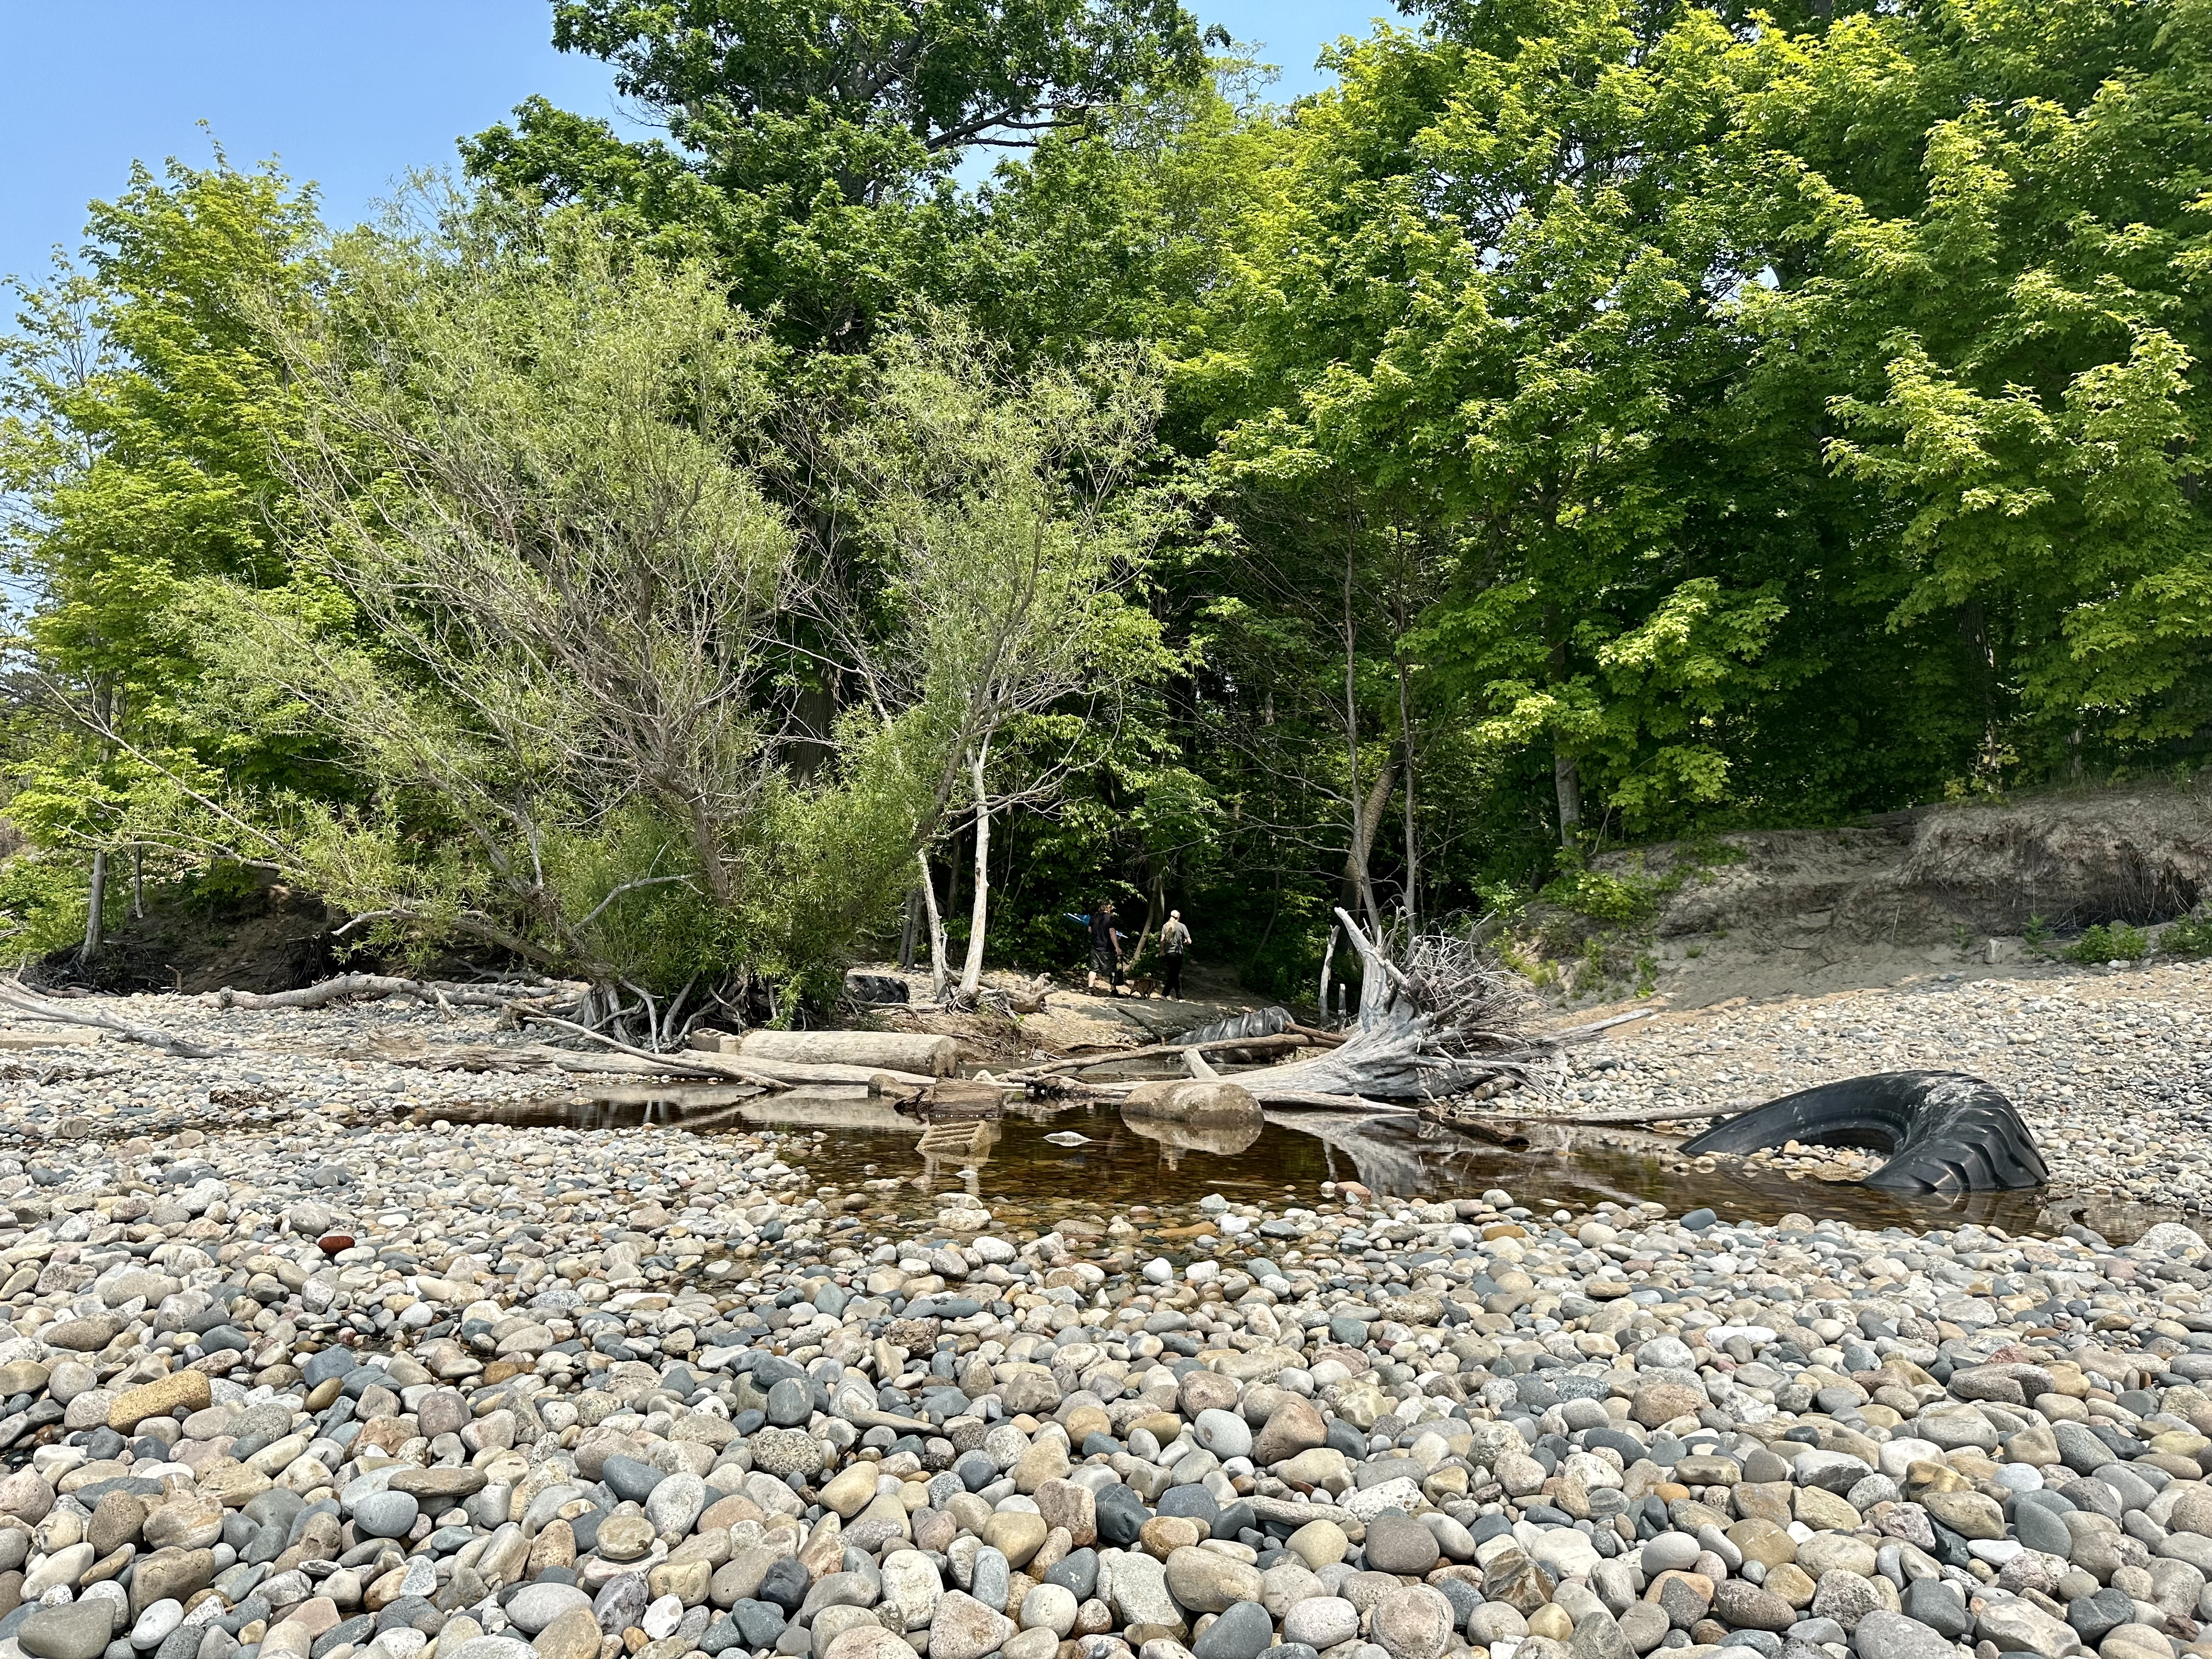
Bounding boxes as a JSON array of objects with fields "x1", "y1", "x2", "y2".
[
  {"x1": 0, "y1": 853, "x2": 89, "y2": 964},
  {"x1": 2064, "y1": 921, "x2": 2151, "y2": 963},
  {"x1": 2160, "y1": 912, "x2": 2212, "y2": 957},
  {"x1": 1539, "y1": 861, "x2": 1656, "y2": 925}
]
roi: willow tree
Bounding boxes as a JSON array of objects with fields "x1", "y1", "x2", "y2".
[
  {"x1": 172, "y1": 232, "x2": 926, "y2": 1034},
  {"x1": 819, "y1": 325, "x2": 1168, "y2": 999}
]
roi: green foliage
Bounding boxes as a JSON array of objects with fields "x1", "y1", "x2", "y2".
[
  {"x1": 1757, "y1": 0, "x2": 2212, "y2": 758},
  {"x1": 1538, "y1": 862, "x2": 1657, "y2": 927},
  {"x1": 461, "y1": 0, "x2": 1209, "y2": 346},
  {"x1": 2159, "y1": 913, "x2": 2212, "y2": 958},
  {"x1": 13, "y1": 0, "x2": 2212, "y2": 1007},
  {"x1": 0, "y1": 157, "x2": 340, "y2": 886},
  {"x1": 174, "y1": 230, "x2": 938, "y2": 997},
  {"x1": 0, "y1": 854, "x2": 91, "y2": 963},
  {"x1": 2064, "y1": 921, "x2": 2152, "y2": 963},
  {"x1": 1122, "y1": 0, "x2": 2212, "y2": 973},
  {"x1": 178, "y1": 860, "x2": 266, "y2": 917}
]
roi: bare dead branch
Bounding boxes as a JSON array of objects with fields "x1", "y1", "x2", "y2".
[{"x1": 0, "y1": 981, "x2": 232, "y2": 1059}]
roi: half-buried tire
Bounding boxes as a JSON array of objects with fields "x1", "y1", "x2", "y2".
[
  {"x1": 1678, "y1": 1070, "x2": 2047, "y2": 1195},
  {"x1": 1175, "y1": 1005, "x2": 1294, "y2": 1045}
]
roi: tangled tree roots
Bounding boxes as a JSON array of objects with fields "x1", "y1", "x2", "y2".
[
  {"x1": 1680, "y1": 1070, "x2": 2048, "y2": 1193},
  {"x1": 1230, "y1": 912, "x2": 1561, "y2": 1102}
]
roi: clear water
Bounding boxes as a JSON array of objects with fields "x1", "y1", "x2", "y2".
[{"x1": 414, "y1": 1082, "x2": 2186, "y2": 1243}]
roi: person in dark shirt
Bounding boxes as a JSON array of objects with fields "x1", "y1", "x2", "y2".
[{"x1": 1087, "y1": 900, "x2": 1123, "y2": 994}]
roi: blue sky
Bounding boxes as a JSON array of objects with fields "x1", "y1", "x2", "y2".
[{"x1": 0, "y1": 0, "x2": 1386, "y2": 292}]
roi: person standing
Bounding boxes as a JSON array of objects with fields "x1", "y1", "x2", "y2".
[
  {"x1": 1086, "y1": 899, "x2": 1124, "y2": 995},
  {"x1": 1159, "y1": 909, "x2": 1192, "y2": 998}
]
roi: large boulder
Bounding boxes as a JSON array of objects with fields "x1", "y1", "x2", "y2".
[{"x1": 1121, "y1": 1080, "x2": 1261, "y2": 1127}]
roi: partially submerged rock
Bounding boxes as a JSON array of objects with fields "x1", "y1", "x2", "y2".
[{"x1": 1121, "y1": 1079, "x2": 1262, "y2": 1126}]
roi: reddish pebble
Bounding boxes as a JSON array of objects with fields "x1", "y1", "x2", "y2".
[{"x1": 318, "y1": 1233, "x2": 354, "y2": 1255}]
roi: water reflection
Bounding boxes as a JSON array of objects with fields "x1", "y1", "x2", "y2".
[
  {"x1": 1120, "y1": 1107, "x2": 1263, "y2": 1164},
  {"x1": 415, "y1": 1081, "x2": 2191, "y2": 1243}
]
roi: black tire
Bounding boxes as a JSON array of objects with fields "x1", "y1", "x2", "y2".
[
  {"x1": 1175, "y1": 1005, "x2": 1294, "y2": 1045},
  {"x1": 844, "y1": 971, "x2": 910, "y2": 1006},
  {"x1": 1679, "y1": 1070, "x2": 2047, "y2": 1194}
]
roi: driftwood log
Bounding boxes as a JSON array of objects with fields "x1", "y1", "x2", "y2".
[
  {"x1": 353, "y1": 1031, "x2": 935, "y2": 1089},
  {"x1": 716, "y1": 1029, "x2": 958, "y2": 1077},
  {"x1": 1008, "y1": 1031, "x2": 1314, "y2": 1082},
  {"x1": 0, "y1": 981, "x2": 232, "y2": 1059},
  {"x1": 204, "y1": 974, "x2": 574, "y2": 1013}
]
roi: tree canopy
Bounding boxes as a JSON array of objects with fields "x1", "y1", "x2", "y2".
[{"x1": 3, "y1": 0, "x2": 2209, "y2": 1005}]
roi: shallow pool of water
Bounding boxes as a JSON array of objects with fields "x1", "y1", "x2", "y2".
[{"x1": 417, "y1": 1083, "x2": 2187, "y2": 1243}]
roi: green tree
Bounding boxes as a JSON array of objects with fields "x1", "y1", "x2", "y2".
[
  {"x1": 1203, "y1": 1, "x2": 1803, "y2": 854},
  {"x1": 461, "y1": 0, "x2": 1211, "y2": 344},
  {"x1": 816, "y1": 321, "x2": 1170, "y2": 997},
  {"x1": 1193, "y1": 0, "x2": 2212, "y2": 895},
  {"x1": 1739, "y1": 0, "x2": 2212, "y2": 776},
  {"x1": 169, "y1": 232, "x2": 936, "y2": 1026},
  {"x1": 0, "y1": 156, "x2": 330, "y2": 958}
]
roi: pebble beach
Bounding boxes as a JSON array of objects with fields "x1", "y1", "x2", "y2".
[{"x1": 0, "y1": 977, "x2": 2203, "y2": 1659}]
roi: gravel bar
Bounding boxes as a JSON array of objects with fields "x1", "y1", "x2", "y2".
[{"x1": 0, "y1": 996, "x2": 2200, "y2": 1659}]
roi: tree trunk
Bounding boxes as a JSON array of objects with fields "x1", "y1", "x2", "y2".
[
  {"x1": 1395, "y1": 650, "x2": 1418, "y2": 929},
  {"x1": 1319, "y1": 924, "x2": 1339, "y2": 1026},
  {"x1": 957, "y1": 746, "x2": 991, "y2": 997},
  {"x1": 131, "y1": 848, "x2": 145, "y2": 921},
  {"x1": 80, "y1": 850, "x2": 107, "y2": 964},
  {"x1": 899, "y1": 887, "x2": 921, "y2": 970},
  {"x1": 1342, "y1": 755, "x2": 1396, "y2": 932},
  {"x1": 1554, "y1": 751, "x2": 1583, "y2": 847},
  {"x1": 1542, "y1": 600, "x2": 1583, "y2": 849},
  {"x1": 916, "y1": 850, "x2": 950, "y2": 1002},
  {"x1": 734, "y1": 1029, "x2": 958, "y2": 1076},
  {"x1": 1342, "y1": 546, "x2": 1376, "y2": 931},
  {"x1": 945, "y1": 815, "x2": 966, "y2": 927}
]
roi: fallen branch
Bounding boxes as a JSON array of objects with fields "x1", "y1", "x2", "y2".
[
  {"x1": 206, "y1": 974, "x2": 576, "y2": 1013},
  {"x1": 519, "y1": 1013, "x2": 932, "y2": 1086},
  {"x1": 339, "y1": 1035, "x2": 721, "y2": 1079},
  {"x1": 1029, "y1": 1072, "x2": 1418, "y2": 1115},
  {"x1": 352, "y1": 1029, "x2": 936, "y2": 1088},
  {"x1": 1543, "y1": 1009, "x2": 1662, "y2": 1045},
  {"x1": 0, "y1": 981, "x2": 232, "y2": 1060},
  {"x1": 1467, "y1": 1102, "x2": 1750, "y2": 1129},
  {"x1": 1259, "y1": 1091, "x2": 1422, "y2": 1113},
  {"x1": 1003, "y1": 1031, "x2": 1311, "y2": 1084}
]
